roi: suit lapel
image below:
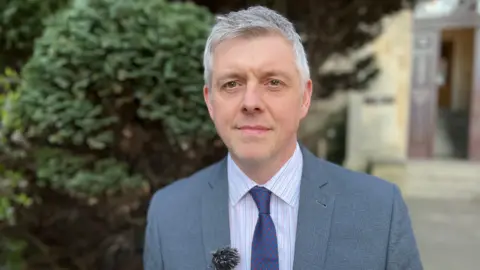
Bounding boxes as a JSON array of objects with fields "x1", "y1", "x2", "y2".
[
  {"x1": 201, "y1": 158, "x2": 231, "y2": 268},
  {"x1": 293, "y1": 147, "x2": 336, "y2": 270}
]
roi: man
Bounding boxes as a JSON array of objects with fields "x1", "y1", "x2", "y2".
[{"x1": 144, "y1": 6, "x2": 423, "y2": 270}]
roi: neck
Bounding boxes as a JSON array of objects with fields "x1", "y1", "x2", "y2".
[{"x1": 232, "y1": 141, "x2": 298, "y2": 185}]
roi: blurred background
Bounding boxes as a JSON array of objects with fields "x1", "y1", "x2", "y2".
[{"x1": 0, "y1": 0, "x2": 479, "y2": 269}]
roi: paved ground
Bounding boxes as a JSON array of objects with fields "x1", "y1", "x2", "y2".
[
  {"x1": 371, "y1": 160, "x2": 480, "y2": 270},
  {"x1": 406, "y1": 198, "x2": 480, "y2": 270}
]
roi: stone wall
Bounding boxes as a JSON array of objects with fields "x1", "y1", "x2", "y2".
[
  {"x1": 298, "y1": 10, "x2": 413, "y2": 169},
  {"x1": 344, "y1": 10, "x2": 413, "y2": 171}
]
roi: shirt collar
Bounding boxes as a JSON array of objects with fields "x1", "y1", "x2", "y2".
[{"x1": 228, "y1": 142, "x2": 303, "y2": 207}]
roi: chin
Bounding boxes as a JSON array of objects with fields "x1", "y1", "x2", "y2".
[{"x1": 231, "y1": 145, "x2": 272, "y2": 163}]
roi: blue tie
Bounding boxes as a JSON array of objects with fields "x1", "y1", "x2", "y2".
[{"x1": 249, "y1": 186, "x2": 279, "y2": 270}]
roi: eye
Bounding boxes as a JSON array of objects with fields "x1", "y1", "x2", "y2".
[
  {"x1": 267, "y1": 79, "x2": 283, "y2": 87},
  {"x1": 222, "y1": 81, "x2": 240, "y2": 89}
]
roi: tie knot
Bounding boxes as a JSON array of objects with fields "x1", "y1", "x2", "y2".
[{"x1": 249, "y1": 186, "x2": 272, "y2": 214}]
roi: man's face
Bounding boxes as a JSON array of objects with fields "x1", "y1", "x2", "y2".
[{"x1": 204, "y1": 34, "x2": 312, "y2": 164}]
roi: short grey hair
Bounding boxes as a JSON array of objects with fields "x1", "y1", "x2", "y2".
[{"x1": 203, "y1": 6, "x2": 310, "y2": 87}]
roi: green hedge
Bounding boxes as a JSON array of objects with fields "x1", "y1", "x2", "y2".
[
  {"x1": 6, "y1": 0, "x2": 215, "y2": 197},
  {"x1": 1, "y1": 0, "x2": 218, "y2": 268}
]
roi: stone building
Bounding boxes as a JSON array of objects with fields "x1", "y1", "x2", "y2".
[{"x1": 343, "y1": 0, "x2": 480, "y2": 172}]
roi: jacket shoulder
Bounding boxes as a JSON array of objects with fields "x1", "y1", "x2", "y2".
[
  {"x1": 320, "y1": 159, "x2": 398, "y2": 202},
  {"x1": 146, "y1": 159, "x2": 224, "y2": 219}
]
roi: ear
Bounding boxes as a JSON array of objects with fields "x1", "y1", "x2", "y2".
[
  {"x1": 203, "y1": 85, "x2": 214, "y2": 120},
  {"x1": 300, "y1": 79, "x2": 313, "y2": 119}
]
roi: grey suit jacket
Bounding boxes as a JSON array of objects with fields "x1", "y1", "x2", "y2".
[{"x1": 143, "y1": 146, "x2": 423, "y2": 270}]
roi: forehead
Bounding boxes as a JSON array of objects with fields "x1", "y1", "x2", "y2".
[{"x1": 211, "y1": 34, "x2": 298, "y2": 77}]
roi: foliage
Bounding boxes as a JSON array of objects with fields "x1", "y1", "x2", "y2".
[
  {"x1": 0, "y1": 168, "x2": 31, "y2": 225},
  {"x1": 0, "y1": 0, "x2": 222, "y2": 268},
  {"x1": 0, "y1": 68, "x2": 29, "y2": 270},
  {"x1": 0, "y1": 68, "x2": 31, "y2": 225},
  {"x1": 0, "y1": 0, "x2": 70, "y2": 66},
  {"x1": 323, "y1": 108, "x2": 347, "y2": 165},
  {"x1": 0, "y1": 237, "x2": 27, "y2": 270},
  {"x1": 299, "y1": 0, "x2": 416, "y2": 97},
  {"x1": 12, "y1": 0, "x2": 216, "y2": 197}
]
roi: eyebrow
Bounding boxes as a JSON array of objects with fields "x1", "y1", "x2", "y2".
[
  {"x1": 215, "y1": 71, "x2": 242, "y2": 82},
  {"x1": 261, "y1": 70, "x2": 292, "y2": 80},
  {"x1": 215, "y1": 69, "x2": 292, "y2": 82}
]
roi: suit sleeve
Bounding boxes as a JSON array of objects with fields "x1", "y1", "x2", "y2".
[
  {"x1": 143, "y1": 194, "x2": 164, "y2": 270},
  {"x1": 386, "y1": 185, "x2": 423, "y2": 270}
]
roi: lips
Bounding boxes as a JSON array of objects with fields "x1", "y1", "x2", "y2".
[
  {"x1": 236, "y1": 125, "x2": 271, "y2": 135},
  {"x1": 238, "y1": 125, "x2": 270, "y2": 130}
]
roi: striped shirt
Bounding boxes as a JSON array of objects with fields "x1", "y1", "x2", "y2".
[{"x1": 227, "y1": 143, "x2": 303, "y2": 270}]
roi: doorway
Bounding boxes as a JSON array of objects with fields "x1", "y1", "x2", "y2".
[{"x1": 433, "y1": 27, "x2": 475, "y2": 159}]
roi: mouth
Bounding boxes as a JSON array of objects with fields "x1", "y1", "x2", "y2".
[{"x1": 236, "y1": 125, "x2": 272, "y2": 135}]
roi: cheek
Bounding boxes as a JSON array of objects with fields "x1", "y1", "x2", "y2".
[
  {"x1": 274, "y1": 96, "x2": 302, "y2": 116},
  {"x1": 272, "y1": 99, "x2": 303, "y2": 129},
  {"x1": 211, "y1": 101, "x2": 235, "y2": 126}
]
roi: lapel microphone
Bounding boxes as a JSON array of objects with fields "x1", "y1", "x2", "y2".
[{"x1": 211, "y1": 247, "x2": 240, "y2": 270}]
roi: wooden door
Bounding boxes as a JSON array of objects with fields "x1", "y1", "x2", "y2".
[
  {"x1": 468, "y1": 27, "x2": 480, "y2": 160},
  {"x1": 408, "y1": 29, "x2": 441, "y2": 159}
]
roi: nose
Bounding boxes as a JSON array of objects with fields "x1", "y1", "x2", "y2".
[{"x1": 241, "y1": 84, "x2": 263, "y2": 114}]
